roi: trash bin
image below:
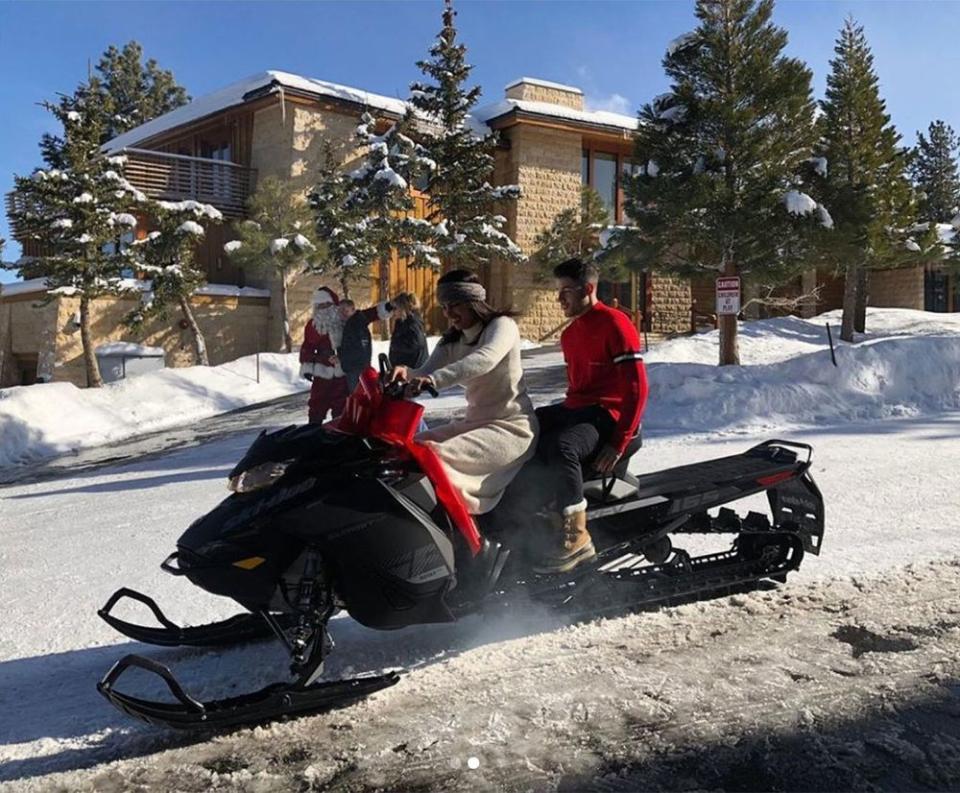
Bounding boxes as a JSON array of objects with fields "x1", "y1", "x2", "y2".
[{"x1": 95, "y1": 342, "x2": 166, "y2": 383}]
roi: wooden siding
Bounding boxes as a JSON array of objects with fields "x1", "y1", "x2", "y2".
[{"x1": 372, "y1": 192, "x2": 442, "y2": 334}]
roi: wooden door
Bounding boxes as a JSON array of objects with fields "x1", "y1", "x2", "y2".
[{"x1": 373, "y1": 191, "x2": 443, "y2": 335}]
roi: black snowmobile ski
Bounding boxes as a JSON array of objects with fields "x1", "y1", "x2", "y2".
[
  {"x1": 97, "y1": 653, "x2": 399, "y2": 730},
  {"x1": 98, "y1": 587, "x2": 297, "y2": 647}
]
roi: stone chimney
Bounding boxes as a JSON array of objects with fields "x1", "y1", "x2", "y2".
[{"x1": 505, "y1": 77, "x2": 583, "y2": 110}]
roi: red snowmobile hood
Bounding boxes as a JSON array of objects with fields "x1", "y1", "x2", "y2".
[{"x1": 331, "y1": 367, "x2": 482, "y2": 555}]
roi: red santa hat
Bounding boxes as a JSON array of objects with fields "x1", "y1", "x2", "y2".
[{"x1": 312, "y1": 286, "x2": 340, "y2": 306}]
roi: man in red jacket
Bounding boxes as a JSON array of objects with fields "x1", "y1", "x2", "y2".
[
  {"x1": 300, "y1": 286, "x2": 348, "y2": 423},
  {"x1": 533, "y1": 258, "x2": 649, "y2": 574}
]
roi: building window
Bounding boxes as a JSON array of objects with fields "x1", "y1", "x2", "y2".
[
  {"x1": 592, "y1": 152, "x2": 617, "y2": 218},
  {"x1": 620, "y1": 159, "x2": 644, "y2": 222},
  {"x1": 582, "y1": 148, "x2": 635, "y2": 223}
]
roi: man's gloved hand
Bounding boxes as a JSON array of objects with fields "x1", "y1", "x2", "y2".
[
  {"x1": 592, "y1": 444, "x2": 621, "y2": 475},
  {"x1": 303, "y1": 373, "x2": 314, "y2": 382}
]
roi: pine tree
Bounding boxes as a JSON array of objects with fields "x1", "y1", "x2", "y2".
[
  {"x1": 225, "y1": 177, "x2": 323, "y2": 352},
  {"x1": 95, "y1": 41, "x2": 189, "y2": 142},
  {"x1": 531, "y1": 187, "x2": 626, "y2": 281},
  {"x1": 618, "y1": 0, "x2": 826, "y2": 365},
  {"x1": 911, "y1": 120, "x2": 960, "y2": 224},
  {"x1": 407, "y1": 0, "x2": 523, "y2": 269},
  {"x1": 127, "y1": 200, "x2": 222, "y2": 365},
  {"x1": 341, "y1": 110, "x2": 437, "y2": 277},
  {"x1": 6, "y1": 80, "x2": 146, "y2": 387},
  {"x1": 309, "y1": 141, "x2": 378, "y2": 298},
  {"x1": 817, "y1": 18, "x2": 916, "y2": 341}
]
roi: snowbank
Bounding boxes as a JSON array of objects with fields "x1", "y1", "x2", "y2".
[
  {"x1": 0, "y1": 351, "x2": 308, "y2": 468},
  {"x1": 4, "y1": 309, "x2": 960, "y2": 469},
  {"x1": 0, "y1": 337, "x2": 440, "y2": 469}
]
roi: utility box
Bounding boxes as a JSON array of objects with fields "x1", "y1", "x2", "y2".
[{"x1": 95, "y1": 342, "x2": 166, "y2": 383}]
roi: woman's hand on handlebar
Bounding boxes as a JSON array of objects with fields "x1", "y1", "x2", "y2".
[
  {"x1": 388, "y1": 365, "x2": 409, "y2": 385},
  {"x1": 403, "y1": 376, "x2": 436, "y2": 398},
  {"x1": 387, "y1": 365, "x2": 437, "y2": 398}
]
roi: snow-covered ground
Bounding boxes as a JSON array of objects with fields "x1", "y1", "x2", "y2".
[{"x1": 2, "y1": 308, "x2": 959, "y2": 790}]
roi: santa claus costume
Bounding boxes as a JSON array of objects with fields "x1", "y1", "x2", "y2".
[{"x1": 300, "y1": 287, "x2": 348, "y2": 423}]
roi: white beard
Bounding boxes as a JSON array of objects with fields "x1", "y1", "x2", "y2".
[{"x1": 313, "y1": 305, "x2": 343, "y2": 349}]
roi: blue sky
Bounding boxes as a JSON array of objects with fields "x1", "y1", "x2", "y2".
[{"x1": 1, "y1": 0, "x2": 958, "y2": 281}]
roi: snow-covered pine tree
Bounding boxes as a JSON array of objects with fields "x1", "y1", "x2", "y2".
[
  {"x1": 618, "y1": 0, "x2": 826, "y2": 366},
  {"x1": 817, "y1": 18, "x2": 916, "y2": 340},
  {"x1": 531, "y1": 187, "x2": 626, "y2": 282},
  {"x1": 95, "y1": 41, "x2": 190, "y2": 143},
  {"x1": 6, "y1": 80, "x2": 146, "y2": 387},
  {"x1": 225, "y1": 176, "x2": 323, "y2": 352},
  {"x1": 407, "y1": 0, "x2": 523, "y2": 270},
  {"x1": 342, "y1": 110, "x2": 437, "y2": 278},
  {"x1": 911, "y1": 120, "x2": 960, "y2": 224},
  {"x1": 126, "y1": 200, "x2": 222, "y2": 365},
  {"x1": 310, "y1": 141, "x2": 378, "y2": 299}
]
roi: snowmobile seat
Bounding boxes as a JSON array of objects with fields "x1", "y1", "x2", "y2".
[
  {"x1": 582, "y1": 428, "x2": 643, "y2": 503},
  {"x1": 630, "y1": 445, "x2": 799, "y2": 502}
]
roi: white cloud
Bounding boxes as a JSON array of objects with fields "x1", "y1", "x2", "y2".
[{"x1": 584, "y1": 92, "x2": 633, "y2": 115}]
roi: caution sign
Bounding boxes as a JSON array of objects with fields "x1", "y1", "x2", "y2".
[{"x1": 716, "y1": 276, "x2": 741, "y2": 316}]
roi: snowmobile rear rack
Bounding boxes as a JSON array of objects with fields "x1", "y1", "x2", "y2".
[
  {"x1": 97, "y1": 588, "x2": 296, "y2": 647},
  {"x1": 97, "y1": 653, "x2": 400, "y2": 730}
]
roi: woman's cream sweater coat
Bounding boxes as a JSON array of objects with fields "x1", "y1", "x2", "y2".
[{"x1": 412, "y1": 316, "x2": 538, "y2": 514}]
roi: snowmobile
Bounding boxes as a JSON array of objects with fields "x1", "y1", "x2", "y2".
[{"x1": 97, "y1": 357, "x2": 824, "y2": 730}]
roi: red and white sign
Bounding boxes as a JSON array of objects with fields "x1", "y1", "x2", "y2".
[{"x1": 716, "y1": 276, "x2": 741, "y2": 316}]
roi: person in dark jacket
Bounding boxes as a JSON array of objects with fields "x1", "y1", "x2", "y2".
[
  {"x1": 388, "y1": 292, "x2": 429, "y2": 369},
  {"x1": 337, "y1": 297, "x2": 394, "y2": 392}
]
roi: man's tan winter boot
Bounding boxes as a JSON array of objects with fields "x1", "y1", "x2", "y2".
[{"x1": 533, "y1": 500, "x2": 596, "y2": 574}]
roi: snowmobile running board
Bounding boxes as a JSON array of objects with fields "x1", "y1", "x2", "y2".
[
  {"x1": 97, "y1": 653, "x2": 400, "y2": 730},
  {"x1": 523, "y1": 530, "x2": 805, "y2": 618},
  {"x1": 97, "y1": 587, "x2": 297, "y2": 648}
]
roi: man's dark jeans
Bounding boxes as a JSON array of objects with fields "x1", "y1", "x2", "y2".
[{"x1": 534, "y1": 402, "x2": 615, "y2": 512}]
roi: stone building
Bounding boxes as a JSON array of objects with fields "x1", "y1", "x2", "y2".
[{"x1": 2, "y1": 70, "x2": 934, "y2": 387}]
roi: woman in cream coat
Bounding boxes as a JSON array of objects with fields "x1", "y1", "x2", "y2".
[{"x1": 390, "y1": 269, "x2": 538, "y2": 516}]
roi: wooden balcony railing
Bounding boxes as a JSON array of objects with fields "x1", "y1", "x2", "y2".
[
  {"x1": 116, "y1": 148, "x2": 256, "y2": 218},
  {"x1": 6, "y1": 149, "x2": 256, "y2": 239}
]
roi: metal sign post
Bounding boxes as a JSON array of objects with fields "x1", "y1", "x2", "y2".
[{"x1": 716, "y1": 276, "x2": 742, "y2": 316}]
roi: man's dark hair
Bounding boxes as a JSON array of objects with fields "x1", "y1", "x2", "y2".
[
  {"x1": 340, "y1": 299, "x2": 356, "y2": 309},
  {"x1": 553, "y1": 258, "x2": 599, "y2": 285}
]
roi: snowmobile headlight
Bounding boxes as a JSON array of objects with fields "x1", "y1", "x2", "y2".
[{"x1": 228, "y1": 460, "x2": 294, "y2": 493}]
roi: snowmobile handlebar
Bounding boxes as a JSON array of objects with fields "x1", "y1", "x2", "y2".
[{"x1": 378, "y1": 353, "x2": 439, "y2": 399}]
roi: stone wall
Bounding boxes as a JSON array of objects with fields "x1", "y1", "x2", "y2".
[
  {"x1": 0, "y1": 293, "x2": 60, "y2": 387},
  {"x1": 250, "y1": 103, "x2": 294, "y2": 182},
  {"x1": 505, "y1": 81, "x2": 583, "y2": 110},
  {"x1": 497, "y1": 124, "x2": 582, "y2": 341},
  {"x1": 870, "y1": 266, "x2": 924, "y2": 309},
  {"x1": 649, "y1": 273, "x2": 693, "y2": 334},
  {"x1": 248, "y1": 101, "x2": 373, "y2": 348},
  {"x1": 1, "y1": 291, "x2": 270, "y2": 387}
]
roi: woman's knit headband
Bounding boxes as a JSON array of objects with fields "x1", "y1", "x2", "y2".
[{"x1": 437, "y1": 281, "x2": 487, "y2": 304}]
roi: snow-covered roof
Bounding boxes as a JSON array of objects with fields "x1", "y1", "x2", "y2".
[
  {"x1": 504, "y1": 77, "x2": 583, "y2": 95},
  {"x1": 104, "y1": 70, "x2": 409, "y2": 153},
  {"x1": 195, "y1": 284, "x2": 271, "y2": 299},
  {"x1": 473, "y1": 97, "x2": 639, "y2": 133},
  {"x1": 0, "y1": 277, "x2": 53, "y2": 297},
  {"x1": 0, "y1": 278, "x2": 270, "y2": 299},
  {"x1": 95, "y1": 342, "x2": 165, "y2": 357},
  {"x1": 103, "y1": 69, "x2": 637, "y2": 154}
]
